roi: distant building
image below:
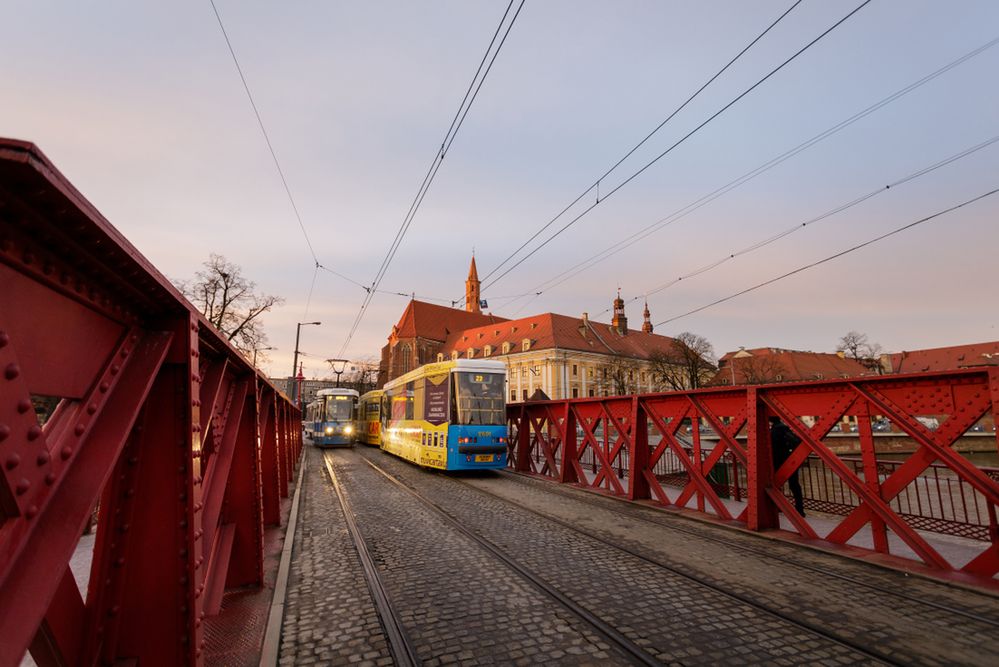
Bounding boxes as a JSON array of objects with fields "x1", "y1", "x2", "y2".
[
  {"x1": 712, "y1": 347, "x2": 870, "y2": 386},
  {"x1": 880, "y1": 340, "x2": 999, "y2": 374},
  {"x1": 270, "y1": 377, "x2": 338, "y2": 406},
  {"x1": 379, "y1": 258, "x2": 695, "y2": 399}
]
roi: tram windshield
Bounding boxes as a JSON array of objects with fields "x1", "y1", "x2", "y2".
[
  {"x1": 453, "y1": 372, "x2": 505, "y2": 425},
  {"x1": 325, "y1": 396, "x2": 353, "y2": 421}
]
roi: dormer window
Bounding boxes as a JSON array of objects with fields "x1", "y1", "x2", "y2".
[
  {"x1": 522, "y1": 338, "x2": 531, "y2": 352},
  {"x1": 462, "y1": 335, "x2": 468, "y2": 342},
  {"x1": 437, "y1": 353, "x2": 444, "y2": 362},
  {"x1": 478, "y1": 332, "x2": 485, "y2": 339},
  {"x1": 501, "y1": 342, "x2": 511, "y2": 354},
  {"x1": 467, "y1": 348, "x2": 476, "y2": 359},
  {"x1": 484, "y1": 345, "x2": 492, "y2": 357},
  {"x1": 530, "y1": 322, "x2": 537, "y2": 329},
  {"x1": 451, "y1": 351, "x2": 459, "y2": 361}
]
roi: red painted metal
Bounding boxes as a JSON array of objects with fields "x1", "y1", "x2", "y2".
[
  {"x1": 0, "y1": 139, "x2": 301, "y2": 666},
  {"x1": 509, "y1": 368, "x2": 999, "y2": 584}
]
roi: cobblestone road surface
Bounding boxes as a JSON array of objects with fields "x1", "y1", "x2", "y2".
[{"x1": 278, "y1": 444, "x2": 999, "y2": 666}]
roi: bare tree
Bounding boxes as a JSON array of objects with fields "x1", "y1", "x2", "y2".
[
  {"x1": 341, "y1": 356, "x2": 380, "y2": 394},
  {"x1": 738, "y1": 355, "x2": 787, "y2": 384},
  {"x1": 836, "y1": 330, "x2": 884, "y2": 373},
  {"x1": 177, "y1": 254, "x2": 284, "y2": 355},
  {"x1": 649, "y1": 332, "x2": 716, "y2": 390},
  {"x1": 594, "y1": 353, "x2": 641, "y2": 397}
]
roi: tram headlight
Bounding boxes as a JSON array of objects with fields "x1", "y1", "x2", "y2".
[
  {"x1": 344, "y1": 425, "x2": 354, "y2": 435},
  {"x1": 325, "y1": 426, "x2": 334, "y2": 435}
]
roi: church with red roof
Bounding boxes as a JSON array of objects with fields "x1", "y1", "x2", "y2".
[{"x1": 378, "y1": 257, "x2": 691, "y2": 400}]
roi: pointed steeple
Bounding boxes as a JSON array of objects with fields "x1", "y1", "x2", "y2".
[
  {"x1": 642, "y1": 300, "x2": 653, "y2": 333},
  {"x1": 465, "y1": 253, "x2": 481, "y2": 314},
  {"x1": 611, "y1": 288, "x2": 628, "y2": 335}
]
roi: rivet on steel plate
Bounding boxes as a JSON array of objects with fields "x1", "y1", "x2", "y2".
[
  {"x1": 4, "y1": 453, "x2": 18, "y2": 469},
  {"x1": 27, "y1": 424, "x2": 42, "y2": 441},
  {"x1": 16, "y1": 478, "x2": 31, "y2": 495},
  {"x1": 45, "y1": 473, "x2": 56, "y2": 485},
  {"x1": 0, "y1": 331, "x2": 8, "y2": 347},
  {"x1": 0, "y1": 424, "x2": 10, "y2": 442},
  {"x1": 4, "y1": 363, "x2": 20, "y2": 380},
  {"x1": 36, "y1": 451, "x2": 50, "y2": 465},
  {"x1": 61, "y1": 446, "x2": 73, "y2": 460},
  {"x1": 17, "y1": 399, "x2": 32, "y2": 414}
]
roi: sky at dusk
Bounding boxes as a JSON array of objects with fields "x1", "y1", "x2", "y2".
[{"x1": 3, "y1": 0, "x2": 997, "y2": 380}]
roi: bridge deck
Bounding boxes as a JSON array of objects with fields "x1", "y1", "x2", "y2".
[{"x1": 274, "y1": 443, "x2": 999, "y2": 666}]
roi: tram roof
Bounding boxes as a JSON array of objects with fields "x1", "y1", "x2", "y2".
[
  {"x1": 316, "y1": 388, "x2": 360, "y2": 398},
  {"x1": 385, "y1": 358, "x2": 506, "y2": 389}
]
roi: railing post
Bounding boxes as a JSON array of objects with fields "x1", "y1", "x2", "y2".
[
  {"x1": 747, "y1": 387, "x2": 779, "y2": 530},
  {"x1": 515, "y1": 404, "x2": 532, "y2": 472},
  {"x1": 628, "y1": 396, "x2": 650, "y2": 500},
  {"x1": 561, "y1": 401, "x2": 579, "y2": 484}
]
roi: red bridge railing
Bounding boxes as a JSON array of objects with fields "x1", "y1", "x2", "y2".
[
  {"x1": 508, "y1": 370, "x2": 999, "y2": 584},
  {"x1": 0, "y1": 139, "x2": 301, "y2": 666}
]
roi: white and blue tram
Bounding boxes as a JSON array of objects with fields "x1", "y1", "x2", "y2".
[
  {"x1": 381, "y1": 359, "x2": 507, "y2": 471},
  {"x1": 305, "y1": 387, "x2": 359, "y2": 447}
]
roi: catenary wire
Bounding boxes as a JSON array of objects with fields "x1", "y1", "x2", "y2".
[
  {"x1": 491, "y1": 35, "x2": 999, "y2": 317},
  {"x1": 473, "y1": 0, "x2": 804, "y2": 294},
  {"x1": 480, "y1": 0, "x2": 873, "y2": 296},
  {"x1": 208, "y1": 0, "x2": 320, "y2": 265},
  {"x1": 336, "y1": 0, "x2": 526, "y2": 358},
  {"x1": 654, "y1": 186, "x2": 999, "y2": 326}
]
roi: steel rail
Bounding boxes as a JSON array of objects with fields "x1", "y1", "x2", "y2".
[
  {"x1": 377, "y1": 458, "x2": 903, "y2": 667},
  {"x1": 505, "y1": 469, "x2": 999, "y2": 628},
  {"x1": 358, "y1": 455, "x2": 662, "y2": 667},
  {"x1": 322, "y1": 452, "x2": 420, "y2": 667}
]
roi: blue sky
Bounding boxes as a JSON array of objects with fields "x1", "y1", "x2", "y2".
[{"x1": 3, "y1": 1, "x2": 998, "y2": 379}]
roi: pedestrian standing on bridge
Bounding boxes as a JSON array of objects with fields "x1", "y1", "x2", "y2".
[{"x1": 769, "y1": 417, "x2": 805, "y2": 517}]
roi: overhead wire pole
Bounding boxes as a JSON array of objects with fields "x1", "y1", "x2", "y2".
[
  {"x1": 334, "y1": 0, "x2": 526, "y2": 359},
  {"x1": 654, "y1": 186, "x2": 999, "y2": 327},
  {"x1": 479, "y1": 0, "x2": 873, "y2": 296},
  {"x1": 474, "y1": 0, "x2": 805, "y2": 293},
  {"x1": 489, "y1": 33, "x2": 999, "y2": 316}
]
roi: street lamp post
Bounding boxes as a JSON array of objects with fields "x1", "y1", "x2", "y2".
[
  {"x1": 292, "y1": 321, "x2": 321, "y2": 406},
  {"x1": 326, "y1": 358, "x2": 349, "y2": 388},
  {"x1": 252, "y1": 345, "x2": 275, "y2": 367}
]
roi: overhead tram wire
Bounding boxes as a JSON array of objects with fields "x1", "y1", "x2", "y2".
[
  {"x1": 335, "y1": 0, "x2": 526, "y2": 358},
  {"x1": 492, "y1": 34, "x2": 999, "y2": 317},
  {"x1": 208, "y1": 0, "x2": 319, "y2": 265},
  {"x1": 654, "y1": 186, "x2": 999, "y2": 327},
  {"x1": 473, "y1": 0, "x2": 805, "y2": 296},
  {"x1": 479, "y1": 0, "x2": 873, "y2": 296},
  {"x1": 634, "y1": 134, "x2": 999, "y2": 303}
]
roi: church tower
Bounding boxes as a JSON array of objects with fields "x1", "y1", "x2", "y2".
[
  {"x1": 642, "y1": 300, "x2": 653, "y2": 333},
  {"x1": 465, "y1": 255, "x2": 481, "y2": 314},
  {"x1": 611, "y1": 289, "x2": 628, "y2": 335}
]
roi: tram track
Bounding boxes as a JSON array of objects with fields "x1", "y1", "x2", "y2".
[
  {"x1": 354, "y1": 449, "x2": 900, "y2": 667},
  {"x1": 322, "y1": 452, "x2": 421, "y2": 667},
  {"x1": 499, "y1": 469, "x2": 999, "y2": 628}
]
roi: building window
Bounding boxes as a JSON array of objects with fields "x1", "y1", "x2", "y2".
[
  {"x1": 511, "y1": 390, "x2": 517, "y2": 401},
  {"x1": 401, "y1": 344, "x2": 412, "y2": 373},
  {"x1": 603, "y1": 368, "x2": 608, "y2": 379},
  {"x1": 467, "y1": 348, "x2": 475, "y2": 359},
  {"x1": 572, "y1": 387, "x2": 579, "y2": 398},
  {"x1": 502, "y1": 342, "x2": 511, "y2": 354},
  {"x1": 484, "y1": 345, "x2": 492, "y2": 357},
  {"x1": 587, "y1": 368, "x2": 593, "y2": 378},
  {"x1": 572, "y1": 364, "x2": 578, "y2": 376},
  {"x1": 522, "y1": 367, "x2": 527, "y2": 378},
  {"x1": 436, "y1": 353, "x2": 444, "y2": 362},
  {"x1": 588, "y1": 389, "x2": 595, "y2": 397},
  {"x1": 451, "y1": 351, "x2": 458, "y2": 361},
  {"x1": 522, "y1": 338, "x2": 531, "y2": 352},
  {"x1": 640, "y1": 371, "x2": 646, "y2": 383}
]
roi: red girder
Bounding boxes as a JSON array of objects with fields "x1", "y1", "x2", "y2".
[
  {"x1": 509, "y1": 367, "x2": 999, "y2": 586},
  {"x1": 0, "y1": 139, "x2": 301, "y2": 665}
]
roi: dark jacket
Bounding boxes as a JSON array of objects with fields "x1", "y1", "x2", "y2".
[{"x1": 770, "y1": 421, "x2": 801, "y2": 468}]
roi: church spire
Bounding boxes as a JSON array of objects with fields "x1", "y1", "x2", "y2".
[
  {"x1": 465, "y1": 253, "x2": 481, "y2": 313},
  {"x1": 611, "y1": 288, "x2": 628, "y2": 335},
  {"x1": 642, "y1": 300, "x2": 653, "y2": 333}
]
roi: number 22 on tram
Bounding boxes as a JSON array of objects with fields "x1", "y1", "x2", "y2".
[{"x1": 380, "y1": 359, "x2": 507, "y2": 470}]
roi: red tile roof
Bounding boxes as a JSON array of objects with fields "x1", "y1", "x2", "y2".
[
  {"x1": 392, "y1": 300, "x2": 506, "y2": 342},
  {"x1": 714, "y1": 347, "x2": 870, "y2": 384},
  {"x1": 885, "y1": 340, "x2": 999, "y2": 374},
  {"x1": 438, "y1": 312, "x2": 678, "y2": 359}
]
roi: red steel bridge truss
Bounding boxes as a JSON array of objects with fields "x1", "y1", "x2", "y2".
[
  {"x1": 508, "y1": 369, "x2": 999, "y2": 584},
  {"x1": 0, "y1": 139, "x2": 301, "y2": 666}
]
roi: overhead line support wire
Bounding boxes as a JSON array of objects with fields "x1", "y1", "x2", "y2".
[
  {"x1": 476, "y1": 0, "x2": 804, "y2": 287},
  {"x1": 208, "y1": 0, "x2": 319, "y2": 265},
  {"x1": 655, "y1": 186, "x2": 999, "y2": 326},
  {"x1": 481, "y1": 0, "x2": 873, "y2": 294},
  {"x1": 526, "y1": 34, "x2": 999, "y2": 315}
]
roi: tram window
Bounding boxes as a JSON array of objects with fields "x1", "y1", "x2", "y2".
[
  {"x1": 325, "y1": 396, "x2": 353, "y2": 420},
  {"x1": 453, "y1": 372, "x2": 505, "y2": 425}
]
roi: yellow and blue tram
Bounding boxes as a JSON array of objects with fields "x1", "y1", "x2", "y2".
[
  {"x1": 381, "y1": 359, "x2": 507, "y2": 470},
  {"x1": 358, "y1": 389, "x2": 384, "y2": 446},
  {"x1": 305, "y1": 387, "x2": 359, "y2": 447}
]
